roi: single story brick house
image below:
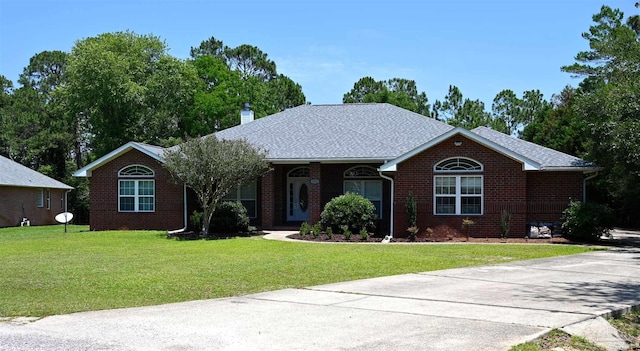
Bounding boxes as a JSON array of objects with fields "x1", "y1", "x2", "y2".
[
  {"x1": 74, "y1": 103, "x2": 599, "y2": 237},
  {"x1": 0, "y1": 155, "x2": 74, "y2": 227}
]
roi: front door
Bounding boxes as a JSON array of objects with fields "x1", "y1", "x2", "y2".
[{"x1": 287, "y1": 178, "x2": 310, "y2": 221}]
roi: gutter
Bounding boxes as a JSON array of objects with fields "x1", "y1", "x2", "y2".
[
  {"x1": 378, "y1": 171, "x2": 394, "y2": 238},
  {"x1": 167, "y1": 183, "x2": 188, "y2": 234}
]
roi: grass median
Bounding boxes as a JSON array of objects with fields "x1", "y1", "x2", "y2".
[{"x1": 0, "y1": 225, "x2": 598, "y2": 317}]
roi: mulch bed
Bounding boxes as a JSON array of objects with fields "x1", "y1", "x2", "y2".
[
  {"x1": 287, "y1": 233, "x2": 573, "y2": 244},
  {"x1": 167, "y1": 230, "x2": 266, "y2": 240}
]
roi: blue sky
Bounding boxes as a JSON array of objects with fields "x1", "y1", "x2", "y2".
[{"x1": 1, "y1": 0, "x2": 637, "y2": 109}]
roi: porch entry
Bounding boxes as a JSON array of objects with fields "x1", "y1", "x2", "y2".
[{"x1": 287, "y1": 167, "x2": 311, "y2": 221}]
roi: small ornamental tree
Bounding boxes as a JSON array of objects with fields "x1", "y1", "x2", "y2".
[{"x1": 163, "y1": 136, "x2": 270, "y2": 237}]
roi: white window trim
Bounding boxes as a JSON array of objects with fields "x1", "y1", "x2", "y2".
[
  {"x1": 46, "y1": 189, "x2": 51, "y2": 210},
  {"x1": 118, "y1": 164, "x2": 155, "y2": 178},
  {"x1": 343, "y1": 179, "x2": 383, "y2": 218},
  {"x1": 434, "y1": 157, "x2": 483, "y2": 173},
  {"x1": 344, "y1": 166, "x2": 379, "y2": 178},
  {"x1": 223, "y1": 181, "x2": 258, "y2": 218},
  {"x1": 36, "y1": 188, "x2": 44, "y2": 208},
  {"x1": 118, "y1": 179, "x2": 155, "y2": 213},
  {"x1": 433, "y1": 175, "x2": 484, "y2": 215}
]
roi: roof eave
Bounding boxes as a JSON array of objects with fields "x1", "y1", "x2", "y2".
[
  {"x1": 73, "y1": 142, "x2": 165, "y2": 177},
  {"x1": 538, "y1": 166, "x2": 603, "y2": 172},
  {"x1": 379, "y1": 127, "x2": 543, "y2": 172},
  {"x1": 269, "y1": 157, "x2": 390, "y2": 164}
]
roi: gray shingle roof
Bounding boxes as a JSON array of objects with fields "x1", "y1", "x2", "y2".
[
  {"x1": 0, "y1": 155, "x2": 73, "y2": 189},
  {"x1": 215, "y1": 103, "x2": 454, "y2": 161},
  {"x1": 470, "y1": 126, "x2": 595, "y2": 169},
  {"x1": 75, "y1": 103, "x2": 597, "y2": 176}
]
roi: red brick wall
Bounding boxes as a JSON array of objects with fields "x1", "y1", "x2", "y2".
[
  {"x1": 392, "y1": 134, "x2": 583, "y2": 238},
  {"x1": 260, "y1": 170, "x2": 275, "y2": 228},
  {"x1": 309, "y1": 163, "x2": 322, "y2": 224},
  {"x1": 526, "y1": 171, "x2": 583, "y2": 223},
  {"x1": 0, "y1": 187, "x2": 67, "y2": 227},
  {"x1": 265, "y1": 163, "x2": 390, "y2": 233},
  {"x1": 89, "y1": 149, "x2": 184, "y2": 231}
]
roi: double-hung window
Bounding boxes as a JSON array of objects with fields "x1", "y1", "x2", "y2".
[
  {"x1": 36, "y1": 188, "x2": 44, "y2": 208},
  {"x1": 118, "y1": 165, "x2": 155, "y2": 212},
  {"x1": 344, "y1": 166, "x2": 383, "y2": 217},
  {"x1": 434, "y1": 158, "x2": 483, "y2": 215},
  {"x1": 223, "y1": 181, "x2": 257, "y2": 218}
]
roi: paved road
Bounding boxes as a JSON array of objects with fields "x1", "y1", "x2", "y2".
[{"x1": 1, "y1": 246, "x2": 639, "y2": 350}]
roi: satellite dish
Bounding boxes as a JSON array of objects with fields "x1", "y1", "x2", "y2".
[{"x1": 55, "y1": 212, "x2": 74, "y2": 224}]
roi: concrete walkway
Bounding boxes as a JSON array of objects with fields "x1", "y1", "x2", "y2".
[{"x1": 1, "y1": 236, "x2": 639, "y2": 350}]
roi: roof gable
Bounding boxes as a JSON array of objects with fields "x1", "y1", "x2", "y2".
[
  {"x1": 379, "y1": 127, "x2": 597, "y2": 172},
  {"x1": 73, "y1": 142, "x2": 165, "y2": 177},
  {"x1": 0, "y1": 155, "x2": 73, "y2": 189}
]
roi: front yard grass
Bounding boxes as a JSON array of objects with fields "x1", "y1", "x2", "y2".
[{"x1": 0, "y1": 225, "x2": 597, "y2": 317}]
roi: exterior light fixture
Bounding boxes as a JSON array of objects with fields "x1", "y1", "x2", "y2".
[{"x1": 454, "y1": 140, "x2": 463, "y2": 147}]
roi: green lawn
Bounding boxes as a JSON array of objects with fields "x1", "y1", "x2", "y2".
[{"x1": 0, "y1": 225, "x2": 598, "y2": 317}]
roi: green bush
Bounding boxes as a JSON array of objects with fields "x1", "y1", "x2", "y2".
[
  {"x1": 326, "y1": 226, "x2": 333, "y2": 239},
  {"x1": 299, "y1": 222, "x2": 311, "y2": 237},
  {"x1": 312, "y1": 222, "x2": 322, "y2": 238},
  {"x1": 341, "y1": 225, "x2": 352, "y2": 240},
  {"x1": 320, "y1": 193, "x2": 377, "y2": 233},
  {"x1": 210, "y1": 201, "x2": 250, "y2": 234},
  {"x1": 561, "y1": 200, "x2": 614, "y2": 242},
  {"x1": 360, "y1": 227, "x2": 369, "y2": 240},
  {"x1": 190, "y1": 211, "x2": 204, "y2": 232}
]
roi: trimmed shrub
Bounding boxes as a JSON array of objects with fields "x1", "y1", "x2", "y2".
[
  {"x1": 341, "y1": 225, "x2": 352, "y2": 240},
  {"x1": 359, "y1": 227, "x2": 369, "y2": 240},
  {"x1": 312, "y1": 222, "x2": 322, "y2": 238},
  {"x1": 326, "y1": 226, "x2": 333, "y2": 239},
  {"x1": 210, "y1": 201, "x2": 250, "y2": 234},
  {"x1": 320, "y1": 193, "x2": 377, "y2": 233},
  {"x1": 561, "y1": 200, "x2": 614, "y2": 242},
  {"x1": 299, "y1": 222, "x2": 311, "y2": 237}
]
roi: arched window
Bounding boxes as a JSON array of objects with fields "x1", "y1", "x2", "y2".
[
  {"x1": 434, "y1": 158, "x2": 482, "y2": 172},
  {"x1": 288, "y1": 167, "x2": 310, "y2": 178},
  {"x1": 344, "y1": 166, "x2": 379, "y2": 178},
  {"x1": 434, "y1": 158, "x2": 483, "y2": 215},
  {"x1": 118, "y1": 165, "x2": 154, "y2": 177},
  {"x1": 118, "y1": 165, "x2": 155, "y2": 212},
  {"x1": 343, "y1": 166, "x2": 382, "y2": 217}
]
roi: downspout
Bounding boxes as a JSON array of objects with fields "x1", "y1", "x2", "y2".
[
  {"x1": 65, "y1": 189, "x2": 71, "y2": 213},
  {"x1": 378, "y1": 171, "x2": 394, "y2": 238},
  {"x1": 167, "y1": 184, "x2": 188, "y2": 234},
  {"x1": 583, "y1": 171, "x2": 599, "y2": 203}
]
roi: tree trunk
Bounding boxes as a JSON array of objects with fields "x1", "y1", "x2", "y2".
[{"x1": 201, "y1": 207, "x2": 212, "y2": 238}]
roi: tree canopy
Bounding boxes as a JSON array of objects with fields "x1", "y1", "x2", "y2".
[
  {"x1": 65, "y1": 31, "x2": 200, "y2": 158},
  {"x1": 343, "y1": 77, "x2": 430, "y2": 115},
  {"x1": 187, "y1": 36, "x2": 306, "y2": 133},
  {"x1": 162, "y1": 136, "x2": 271, "y2": 237},
  {"x1": 561, "y1": 5, "x2": 640, "y2": 226}
]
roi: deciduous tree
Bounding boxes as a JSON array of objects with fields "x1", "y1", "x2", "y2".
[
  {"x1": 343, "y1": 77, "x2": 430, "y2": 115},
  {"x1": 163, "y1": 136, "x2": 271, "y2": 237},
  {"x1": 65, "y1": 31, "x2": 199, "y2": 158}
]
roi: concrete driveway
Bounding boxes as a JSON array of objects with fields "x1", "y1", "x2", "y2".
[{"x1": 1, "y1": 244, "x2": 639, "y2": 350}]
